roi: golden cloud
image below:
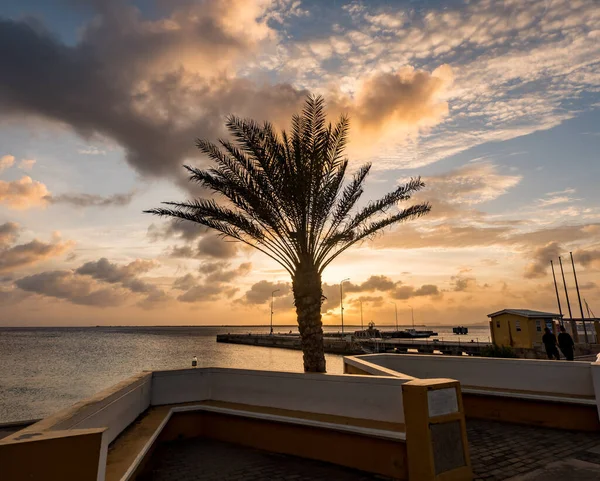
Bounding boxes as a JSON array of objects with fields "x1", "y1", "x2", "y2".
[
  {"x1": 0, "y1": 176, "x2": 50, "y2": 209},
  {"x1": 0, "y1": 154, "x2": 15, "y2": 172},
  {"x1": 0, "y1": 238, "x2": 75, "y2": 274}
]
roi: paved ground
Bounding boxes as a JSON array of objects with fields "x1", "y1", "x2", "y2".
[
  {"x1": 468, "y1": 420, "x2": 600, "y2": 481},
  {"x1": 141, "y1": 438, "x2": 383, "y2": 481},
  {"x1": 141, "y1": 421, "x2": 600, "y2": 481}
]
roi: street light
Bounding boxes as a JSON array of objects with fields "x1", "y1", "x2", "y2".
[
  {"x1": 390, "y1": 301, "x2": 398, "y2": 332},
  {"x1": 360, "y1": 300, "x2": 364, "y2": 330},
  {"x1": 270, "y1": 289, "x2": 280, "y2": 335},
  {"x1": 340, "y1": 278, "x2": 350, "y2": 335},
  {"x1": 408, "y1": 304, "x2": 414, "y2": 329}
]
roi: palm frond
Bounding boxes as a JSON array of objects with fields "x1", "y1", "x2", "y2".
[{"x1": 145, "y1": 95, "x2": 431, "y2": 277}]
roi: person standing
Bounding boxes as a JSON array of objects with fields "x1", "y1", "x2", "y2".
[
  {"x1": 558, "y1": 325, "x2": 575, "y2": 361},
  {"x1": 542, "y1": 327, "x2": 561, "y2": 360}
]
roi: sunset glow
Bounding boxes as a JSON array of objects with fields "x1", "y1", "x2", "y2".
[{"x1": 1, "y1": 0, "x2": 599, "y2": 326}]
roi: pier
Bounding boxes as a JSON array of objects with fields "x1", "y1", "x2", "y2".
[{"x1": 216, "y1": 333, "x2": 492, "y2": 356}]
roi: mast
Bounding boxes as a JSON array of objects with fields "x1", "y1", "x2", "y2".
[
  {"x1": 570, "y1": 252, "x2": 586, "y2": 319},
  {"x1": 570, "y1": 252, "x2": 588, "y2": 343},
  {"x1": 558, "y1": 256, "x2": 573, "y2": 319},
  {"x1": 550, "y1": 260, "x2": 563, "y2": 317}
]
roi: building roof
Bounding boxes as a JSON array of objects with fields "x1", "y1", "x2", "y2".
[{"x1": 487, "y1": 309, "x2": 563, "y2": 319}]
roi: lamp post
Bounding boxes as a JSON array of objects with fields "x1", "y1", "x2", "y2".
[
  {"x1": 270, "y1": 289, "x2": 280, "y2": 335},
  {"x1": 390, "y1": 302, "x2": 398, "y2": 332},
  {"x1": 340, "y1": 278, "x2": 350, "y2": 336},
  {"x1": 408, "y1": 304, "x2": 414, "y2": 329},
  {"x1": 360, "y1": 301, "x2": 364, "y2": 330}
]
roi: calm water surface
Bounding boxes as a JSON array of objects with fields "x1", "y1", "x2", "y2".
[{"x1": 0, "y1": 324, "x2": 489, "y2": 423}]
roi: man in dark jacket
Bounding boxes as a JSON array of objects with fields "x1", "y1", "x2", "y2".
[
  {"x1": 558, "y1": 325, "x2": 575, "y2": 361},
  {"x1": 542, "y1": 327, "x2": 560, "y2": 360}
]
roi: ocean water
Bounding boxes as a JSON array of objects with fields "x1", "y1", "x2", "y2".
[{"x1": 0, "y1": 324, "x2": 490, "y2": 423}]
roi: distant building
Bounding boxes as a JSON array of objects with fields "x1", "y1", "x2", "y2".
[{"x1": 487, "y1": 309, "x2": 562, "y2": 348}]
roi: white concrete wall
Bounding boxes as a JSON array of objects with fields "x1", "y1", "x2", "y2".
[
  {"x1": 24, "y1": 372, "x2": 152, "y2": 444},
  {"x1": 591, "y1": 361, "x2": 600, "y2": 417},
  {"x1": 349, "y1": 354, "x2": 595, "y2": 397},
  {"x1": 151, "y1": 367, "x2": 409, "y2": 424},
  {"x1": 151, "y1": 368, "x2": 211, "y2": 405}
]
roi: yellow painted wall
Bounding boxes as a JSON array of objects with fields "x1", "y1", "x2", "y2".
[{"x1": 490, "y1": 314, "x2": 550, "y2": 348}]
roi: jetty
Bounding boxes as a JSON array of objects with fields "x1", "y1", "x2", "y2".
[{"x1": 216, "y1": 333, "x2": 492, "y2": 356}]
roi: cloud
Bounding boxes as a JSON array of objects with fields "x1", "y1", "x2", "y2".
[
  {"x1": 204, "y1": 262, "x2": 252, "y2": 283},
  {"x1": 239, "y1": 280, "x2": 291, "y2": 304},
  {"x1": 173, "y1": 273, "x2": 198, "y2": 291},
  {"x1": 172, "y1": 261, "x2": 250, "y2": 303},
  {"x1": 524, "y1": 242, "x2": 564, "y2": 279},
  {"x1": 0, "y1": 4, "x2": 300, "y2": 185},
  {"x1": 178, "y1": 283, "x2": 238, "y2": 303},
  {"x1": 0, "y1": 154, "x2": 15, "y2": 172},
  {"x1": 573, "y1": 248, "x2": 600, "y2": 270},
  {"x1": 46, "y1": 191, "x2": 135, "y2": 207},
  {"x1": 0, "y1": 236, "x2": 75, "y2": 274},
  {"x1": 347, "y1": 295, "x2": 384, "y2": 308},
  {"x1": 78, "y1": 146, "x2": 106, "y2": 155},
  {"x1": 15, "y1": 270, "x2": 127, "y2": 307},
  {"x1": 75, "y1": 257, "x2": 158, "y2": 293},
  {"x1": 137, "y1": 289, "x2": 171, "y2": 310},
  {"x1": 328, "y1": 64, "x2": 453, "y2": 140},
  {"x1": 166, "y1": 234, "x2": 239, "y2": 260},
  {"x1": 344, "y1": 275, "x2": 396, "y2": 293},
  {"x1": 423, "y1": 162, "x2": 522, "y2": 206},
  {"x1": 536, "y1": 188, "x2": 578, "y2": 207},
  {"x1": 147, "y1": 220, "x2": 207, "y2": 242},
  {"x1": 391, "y1": 284, "x2": 440, "y2": 300},
  {"x1": 197, "y1": 235, "x2": 238, "y2": 259},
  {"x1": 0, "y1": 176, "x2": 50, "y2": 209},
  {"x1": 0, "y1": 3, "x2": 458, "y2": 187},
  {"x1": 274, "y1": 0, "x2": 600, "y2": 170},
  {"x1": 451, "y1": 275, "x2": 478, "y2": 292},
  {"x1": 18, "y1": 159, "x2": 36, "y2": 171},
  {"x1": 0, "y1": 222, "x2": 20, "y2": 247}
]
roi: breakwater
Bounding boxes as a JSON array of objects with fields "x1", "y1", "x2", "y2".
[
  {"x1": 216, "y1": 333, "x2": 493, "y2": 356},
  {"x1": 216, "y1": 333, "x2": 364, "y2": 355}
]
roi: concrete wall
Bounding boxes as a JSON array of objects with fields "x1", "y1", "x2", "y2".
[
  {"x1": 151, "y1": 368, "x2": 211, "y2": 405},
  {"x1": 592, "y1": 359, "x2": 600, "y2": 418},
  {"x1": 347, "y1": 354, "x2": 595, "y2": 397},
  {"x1": 18, "y1": 371, "x2": 152, "y2": 445},
  {"x1": 0, "y1": 428, "x2": 107, "y2": 481},
  {"x1": 151, "y1": 367, "x2": 410, "y2": 424}
]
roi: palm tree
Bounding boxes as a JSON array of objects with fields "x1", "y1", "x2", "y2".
[{"x1": 145, "y1": 95, "x2": 431, "y2": 372}]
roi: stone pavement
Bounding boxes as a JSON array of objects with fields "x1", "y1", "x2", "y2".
[
  {"x1": 141, "y1": 421, "x2": 600, "y2": 481},
  {"x1": 467, "y1": 420, "x2": 600, "y2": 481},
  {"x1": 141, "y1": 437, "x2": 383, "y2": 481}
]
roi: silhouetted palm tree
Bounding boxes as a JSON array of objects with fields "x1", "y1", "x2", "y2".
[{"x1": 145, "y1": 96, "x2": 431, "y2": 372}]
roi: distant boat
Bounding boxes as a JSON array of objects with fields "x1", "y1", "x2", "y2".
[
  {"x1": 354, "y1": 321, "x2": 382, "y2": 339},
  {"x1": 453, "y1": 326, "x2": 469, "y2": 335},
  {"x1": 386, "y1": 329, "x2": 438, "y2": 339}
]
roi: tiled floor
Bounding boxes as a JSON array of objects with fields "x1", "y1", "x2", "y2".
[
  {"x1": 141, "y1": 438, "x2": 383, "y2": 481},
  {"x1": 141, "y1": 420, "x2": 600, "y2": 481},
  {"x1": 467, "y1": 420, "x2": 600, "y2": 481}
]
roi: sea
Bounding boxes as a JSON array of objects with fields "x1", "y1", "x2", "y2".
[{"x1": 0, "y1": 324, "x2": 490, "y2": 423}]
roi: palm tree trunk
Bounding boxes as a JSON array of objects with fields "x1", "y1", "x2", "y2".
[{"x1": 292, "y1": 262, "x2": 326, "y2": 372}]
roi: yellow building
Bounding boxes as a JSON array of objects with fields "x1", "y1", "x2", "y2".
[{"x1": 488, "y1": 309, "x2": 562, "y2": 348}]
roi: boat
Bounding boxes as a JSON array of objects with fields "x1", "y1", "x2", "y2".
[
  {"x1": 453, "y1": 326, "x2": 469, "y2": 335},
  {"x1": 385, "y1": 329, "x2": 438, "y2": 339},
  {"x1": 353, "y1": 321, "x2": 382, "y2": 339}
]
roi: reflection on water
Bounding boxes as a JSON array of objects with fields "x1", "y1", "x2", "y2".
[
  {"x1": 0, "y1": 324, "x2": 489, "y2": 423},
  {"x1": 0, "y1": 326, "x2": 343, "y2": 423}
]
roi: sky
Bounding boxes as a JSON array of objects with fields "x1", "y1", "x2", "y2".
[{"x1": 0, "y1": 0, "x2": 599, "y2": 327}]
